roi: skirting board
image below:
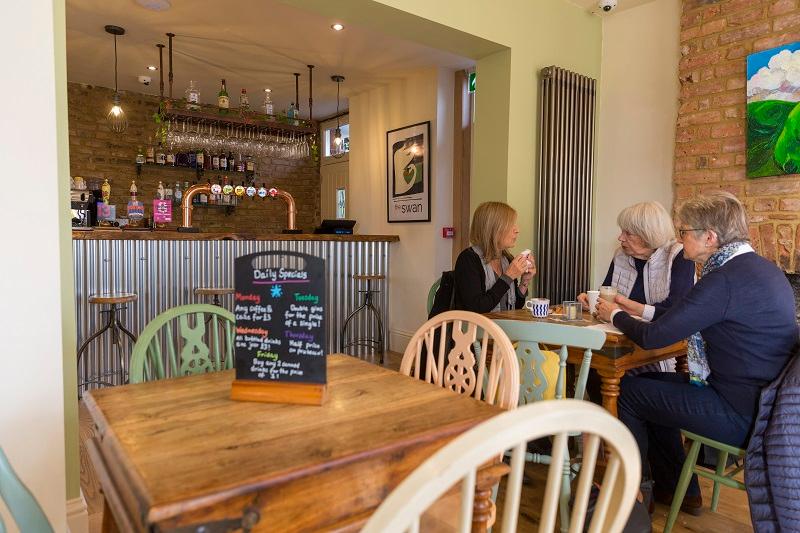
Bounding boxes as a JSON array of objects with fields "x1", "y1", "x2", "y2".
[
  {"x1": 67, "y1": 490, "x2": 89, "y2": 533},
  {"x1": 389, "y1": 329, "x2": 415, "y2": 354}
]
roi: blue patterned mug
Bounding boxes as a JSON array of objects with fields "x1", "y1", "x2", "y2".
[{"x1": 525, "y1": 298, "x2": 550, "y2": 318}]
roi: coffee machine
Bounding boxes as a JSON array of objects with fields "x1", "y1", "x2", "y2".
[{"x1": 71, "y1": 189, "x2": 97, "y2": 228}]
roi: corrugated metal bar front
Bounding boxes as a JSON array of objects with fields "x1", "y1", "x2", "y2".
[
  {"x1": 535, "y1": 66, "x2": 597, "y2": 305},
  {"x1": 73, "y1": 239, "x2": 390, "y2": 391}
]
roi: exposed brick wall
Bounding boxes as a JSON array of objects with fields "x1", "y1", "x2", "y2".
[
  {"x1": 677, "y1": 0, "x2": 800, "y2": 271},
  {"x1": 68, "y1": 83, "x2": 320, "y2": 232}
]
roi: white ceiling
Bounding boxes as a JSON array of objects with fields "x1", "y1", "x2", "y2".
[
  {"x1": 66, "y1": 0, "x2": 474, "y2": 119},
  {"x1": 567, "y1": 0, "x2": 659, "y2": 14}
]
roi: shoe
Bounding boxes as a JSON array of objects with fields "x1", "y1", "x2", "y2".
[{"x1": 654, "y1": 488, "x2": 704, "y2": 516}]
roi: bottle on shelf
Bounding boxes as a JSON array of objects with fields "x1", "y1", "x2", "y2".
[
  {"x1": 156, "y1": 181, "x2": 165, "y2": 200},
  {"x1": 188, "y1": 150, "x2": 197, "y2": 169},
  {"x1": 219, "y1": 151, "x2": 228, "y2": 171},
  {"x1": 288, "y1": 102, "x2": 296, "y2": 125},
  {"x1": 212, "y1": 151, "x2": 220, "y2": 170},
  {"x1": 156, "y1": 143, "x2": 166, "y2": 165},
  {"x1": 227, "y1": 152, "x2": 235, "y2": 171},
  {"x1": 185, "y1": 80, "x2": 201, "y2": 111},
  {"x1": 245, "y1": 154, "x2": 255, "y2": 173},
  {"x1": 200, "y1": 180, "x2": 210, "y2": 205},
  {"x1": 146, "y1": 137, "x2": 155, "y2": 164},
  {"x1": 136, "y1": 146, "x2": 145, "y2": 165},
  {"x1": 240, "y1": 88, "x2": 249, "y2": 115},
  {"x1": 196, "y1": 148, "x2": 205, "y2": 170},
  {"x1": 174, "y1": 182, "x2": 183, "y2": 205},
  {"x1": 218, "y1": 79, "x2": 230, "y2": 114},
  {"x1": 166, "y1": 148, "x2": 175, "y2": 166},
  {"x1": 263, "y1": 88, "x2": 274, "y2": 116},
  {"x1": 236, "y1": 153, "x2": 245, "y2": 173}
]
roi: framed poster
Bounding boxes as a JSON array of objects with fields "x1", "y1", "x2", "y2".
[{"x1": 386, "y1": 121, "x2": 431, "y2": 222}]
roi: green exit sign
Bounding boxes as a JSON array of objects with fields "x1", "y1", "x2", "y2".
[{"x1": 468, "y1": 72, "x2": 476, "y2": 93}]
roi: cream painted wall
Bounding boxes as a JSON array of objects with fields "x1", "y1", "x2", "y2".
[
  {"x1": 349, "y1": 68, "x2": 454, "y2": 349},
  {"x1": 593, "y1": 0, "x2": 681, "y2": 285},
  {"x1": 0, "y1": 0, "x2": 69, "y2": 530}
]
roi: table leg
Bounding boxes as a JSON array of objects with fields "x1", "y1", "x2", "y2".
[
  {"x1": 597, "y1": 369, "x2": 626, "y2": 418},
  {"x1": 675, "y1": 354, "x2": 689, "y2": 375},
  {"x1": 101, "y1": 497, "x2": 120, "y2": 533},
  {"x1": 472, "y1": 462, "x2": 510, "y2": 532}
]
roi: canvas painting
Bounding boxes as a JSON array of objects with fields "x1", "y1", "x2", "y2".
[
  {"x1": 747, "y1": 42, "x2": 800, "y2": 178},
  {"x1": 386, "y1": 121, "x2": 431, "y2": 222}
]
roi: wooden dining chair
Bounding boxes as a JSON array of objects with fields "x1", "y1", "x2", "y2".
[
  {"x1": 362, "y1": 400, "x2": 641, "y2": 533},
  {"x1": 129, "y1": 304, "x2": 235, "y2": 383},
  {"x1": 494, "y1": 319, "x2": 607, "y2": 531},
  {"x1": 0, "y1": 447, "x2": 53, "y2": 533},
  {"x1": 400, "y1": 311, "x2": 520, "y2": 409}
]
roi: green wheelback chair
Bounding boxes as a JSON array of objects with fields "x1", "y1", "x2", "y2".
[
  {"x1": 129, "y1": 304, "x2": 236, "y2": 383},
  {"x1": 663, "y1": 430, "x2": 746, "y2": 533},
  {"x1": 0, "y1": 447, "x2": 53, "y2": 533},
  {"x1": 494, "y1": 319, "x2": 606, "y2": 533}
]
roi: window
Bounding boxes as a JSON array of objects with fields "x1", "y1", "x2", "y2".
[
  {"x1": 336, "y1": 188, "x2": 346, "y2": 219},
  {"x1": 324, "y1": 122, "x2": 350, "y2": 158}
]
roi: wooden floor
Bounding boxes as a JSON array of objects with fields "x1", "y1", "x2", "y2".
[{"x1": 79, "y1": 351, "x2": 754, "y2": 532}]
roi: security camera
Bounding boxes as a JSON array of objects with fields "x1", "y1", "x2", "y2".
[
  {"x1": 598, "y1": 0, "x2": 617, "y2": 12},
  {"x1": 138, "y1": 75, "x2": 152, "y2": 86}
]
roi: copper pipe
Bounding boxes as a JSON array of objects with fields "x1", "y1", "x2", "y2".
[
  {"x1": 268, "y1": 188, "x2": 297, "y2": 231},
  {"x1": 180, "y1": 184, "x2": 211, "y2": 228}
]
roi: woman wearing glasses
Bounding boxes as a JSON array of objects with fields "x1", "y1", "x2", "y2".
[
  {"x1": 597, "y1": 192, "x2": 797, "y2": 513},
  {"x1": 578, "y1": 201, "x2": 695, "y2": 372}
]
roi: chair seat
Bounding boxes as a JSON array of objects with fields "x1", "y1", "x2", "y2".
[
  {"x1": 194, "y1": 287, "x2": 235, "y2": 296},
  {"x1": 353, "y1": 274, "x2": 385, "y2": 281},
  {"x1": 88, "y1": 292, "x2": 138, "y2": 305}
]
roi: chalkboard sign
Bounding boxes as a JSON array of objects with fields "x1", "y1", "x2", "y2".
[{"x1": 230, "y1": 251, "x2": 327, "y2": 405}]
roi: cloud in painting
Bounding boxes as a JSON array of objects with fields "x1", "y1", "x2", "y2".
[{"x1": 748, "y1": 49, "x2": 800, "y2": 102}]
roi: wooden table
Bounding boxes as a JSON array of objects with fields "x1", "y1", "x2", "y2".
[
  {"x1": 486, "y1": 309, "x2": 688, "y2": 417},
  {"x1": 85, "y1": 355, "x2": 505, "y2": 532}
]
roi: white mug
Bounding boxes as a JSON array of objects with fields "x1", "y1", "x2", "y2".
[
  {"x1": 525, "y1": 298, "x2": 549, "y2": 318},
  {"x1": 586, "y1": 290, "x2": 600, "y2": 315}
]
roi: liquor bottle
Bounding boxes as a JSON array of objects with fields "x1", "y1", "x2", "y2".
[
  {"x1": 187, "y1": 150, "x2": 197, "y2": 169},
  {"x1": 218, "y1": 79, "x2": 230, "y2": 114},
  {"x1": 156, "y1": 143, "x2": 166, "y2": 165},
  {"x1": 101, "y1": 179, "x2": 111, "y2": 204},
  {"x1": 196, "y1": 148, "x2": 205, "y2": 170},
  {"x1": 288, "y1": 102, "x2": 296, "y2": 124},
  {"x1": 239, "y1": 88, "x2": 249, "y2": 115},
  {"x1": 166, "y1": 149, "x2": 175, "y2": 166},
  {"x1": 236, "y1": 154, "x2": 244, "y2": 173},
  {"x1": 227, "y1": 151, "x2": 235, "y2": 171},
  {"x1": 174, "y1": 182, "x2": 183, "y2": 205},
  {"x1": 156, "y1": 181, "x2": 165, "y2": 200},
  {"x1": 185, "y1": 80, "x2": 200, "y2": 111},
  {"x1": 245, "y1": 154, "x2": 255, "y2": 173},
  {"x1": 146, "y1": 137, "x2": 155, "y2": 164},
  {"x1": 136, "y1": 146, "x2": 145, "y2": 165},
  {"x1": 263, "y1": 88, "x2": 274, "y2": 116},
  {"x1": 220, "y1": 152, "x2": 228, "y2": 171},
  {"x1": 165, "y1": 184, "x2": 173, "y2": 202},
  {"x1": 212, "y1": 152, "x2": 220, "y2": 170}
]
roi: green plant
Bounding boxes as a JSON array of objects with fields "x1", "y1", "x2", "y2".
[{"x1": 152, "y1": 100, "x2": 168, "y2": 144}]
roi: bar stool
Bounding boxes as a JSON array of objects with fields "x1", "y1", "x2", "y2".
[
  {"x1": 341, "y1": 275, "x2": 385, "y2": 365},
  {"x1": 77, "y1": 292, "x2": 138, "y2": 394},
  {"x1": 194, "y1": 287, "x2": 235, "y2": 307}
]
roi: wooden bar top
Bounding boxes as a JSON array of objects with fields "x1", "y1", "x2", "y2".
[{"x1": 72, "y1": 229, "x2": 399, "y2": 242}]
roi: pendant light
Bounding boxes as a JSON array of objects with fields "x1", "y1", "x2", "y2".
[
  {"x1": 331, "y1": 75, "x2": 345, "y2": 153},
  {"x1": 105, "y1": 25, "x2": 128, "y2": 133}
]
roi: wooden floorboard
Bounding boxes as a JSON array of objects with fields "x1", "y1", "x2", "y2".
[{"x1": 79, "y1": 350, "x2": 754, "y2": 532}]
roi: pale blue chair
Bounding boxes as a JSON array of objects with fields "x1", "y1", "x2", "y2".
[
  {"x1": 129, "y1": 304, "x2": 235, "y2": 383},
  {"x1": 0, "y1": 447, "x2": 53, "y2": 533},
  {"x1": 494, "y1": 319, "x2": 606, "y2": 533}
]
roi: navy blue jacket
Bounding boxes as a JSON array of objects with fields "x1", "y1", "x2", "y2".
[
  {"x1": 613, "y1": 252, "x2": 797, "y2": 419},
  {"x1": 746, "y1": 350, "x2": 800, "y2": 532}
]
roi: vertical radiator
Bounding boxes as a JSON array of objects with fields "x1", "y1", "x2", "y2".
[{"x1": 536, "y1": 66, "x2": 597, "y2": 305}]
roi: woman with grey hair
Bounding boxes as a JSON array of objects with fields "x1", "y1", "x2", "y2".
[
  {"x1": 596, "y1": 192, "x2": 797, "y2": 514},
  {"x1": 579, "y1": 201, "x2": 695, "y2": 372}
]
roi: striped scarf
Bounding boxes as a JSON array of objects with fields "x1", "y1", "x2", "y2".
[{"x1": 687, "y1": 241, "x2": 745, "y2": 387}]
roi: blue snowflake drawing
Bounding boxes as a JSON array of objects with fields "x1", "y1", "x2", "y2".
[{"x1": 270, "y1": 284, "x2": 283, "y2": 298}]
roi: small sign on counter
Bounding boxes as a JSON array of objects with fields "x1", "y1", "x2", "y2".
[
  {"x1": 153, "y1": 199, "x2": 172, "y2": 224},
  {"x1": 230, "y1": 251, "x2": 327, "y2": 405}
]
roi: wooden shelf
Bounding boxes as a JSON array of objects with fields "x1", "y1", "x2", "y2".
[
  {"x1": 137, "y1": 162, "x2": 254, "y2": 175},
  {"x1": 163, "y1": 103, "x2": 316, "y2": 135}
]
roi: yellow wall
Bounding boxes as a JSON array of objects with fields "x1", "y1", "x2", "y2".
[{"x1": 593, "y1": 0, "x2": 680, "y2": 285}]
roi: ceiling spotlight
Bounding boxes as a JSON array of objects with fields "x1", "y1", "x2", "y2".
[
  {"x1": 331, "y1": 23, "x2": 344, "y2": 31},
  {"x1": 147, "y1": 65, "x2": 158, "y2": 71},
  {"x1": 135, "y1": 0, "x2": 172, "y2": 11}
]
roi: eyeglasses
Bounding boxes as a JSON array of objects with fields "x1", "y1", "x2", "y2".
[{"x1": 677, "y1": 228, "x2": 704, "y2": 238}]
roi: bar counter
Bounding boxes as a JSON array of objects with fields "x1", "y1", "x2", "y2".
[{"x1": 72, "y1": 229, "x2": 398, "y2": 390}]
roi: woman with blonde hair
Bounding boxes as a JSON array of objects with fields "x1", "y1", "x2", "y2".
[{"x1": 453, "y1": 201, "x2": 536, "y2": 312}]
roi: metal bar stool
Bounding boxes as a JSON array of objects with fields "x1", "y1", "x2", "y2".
[
  {"x1": 194, "y1": 287, "x2": 235, "y2": 307},
  {"x1": 77, "y1": 292, "x2": 138, "y2": 395},
  {"x1": 341, "y1": 275, "x2": 385, "y2": 365}
]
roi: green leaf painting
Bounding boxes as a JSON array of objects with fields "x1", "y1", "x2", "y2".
[{"x1": 746, "y1": 42, "x2": 800, "y2": 178}]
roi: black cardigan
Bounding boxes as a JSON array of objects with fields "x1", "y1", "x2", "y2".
[{"x1": 453, "y1": 247, "x2": 525, "y2": 313}]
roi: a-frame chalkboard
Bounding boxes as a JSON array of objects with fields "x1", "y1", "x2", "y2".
[{"x1": 230, "y1": 251, "x2": 327, "y2": 405}]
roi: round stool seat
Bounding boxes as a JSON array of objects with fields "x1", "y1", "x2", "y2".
[
  {"x1": 353, "y1": 274, "x2": 385, "y2": 281},
  {"x1": 194, "y1": 287, "x2": 235, "y2": 296},
  {"x1": 88, "y1": 292, "x2": 138, "y2": 305}
]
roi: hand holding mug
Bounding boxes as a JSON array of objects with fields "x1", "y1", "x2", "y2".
[
  {"x1": 504, "y1": 254, "x2": 529, "y2": 280},
  {"x1": 577, "y1": 292, "x2": 589, "y2": 308},
  {"x1": 596, "y1": 298, "x2": 620, "y2": 323},
  {"x1": 614, "y1": 294, "x2": 645, "y2": 317}
]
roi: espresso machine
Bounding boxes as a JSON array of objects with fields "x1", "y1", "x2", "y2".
[{"x1": 70, "y1": 177, "x2": 100, "y2": 228}]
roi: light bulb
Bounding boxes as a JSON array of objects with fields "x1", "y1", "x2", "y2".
[
  {"x1": 333, "y1": 127, "x2": 342, "y2": 146},
  {"x1": 107, "y1": 93, "x2": 128, "y2": 133}
]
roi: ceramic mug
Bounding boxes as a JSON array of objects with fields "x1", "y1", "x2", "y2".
[
  {"x1": 525, "y1": 298, "x2": 550, "y2": 318},
  {"x1": 586, "y1": 290, "x2": 600, "y2": 315}
]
